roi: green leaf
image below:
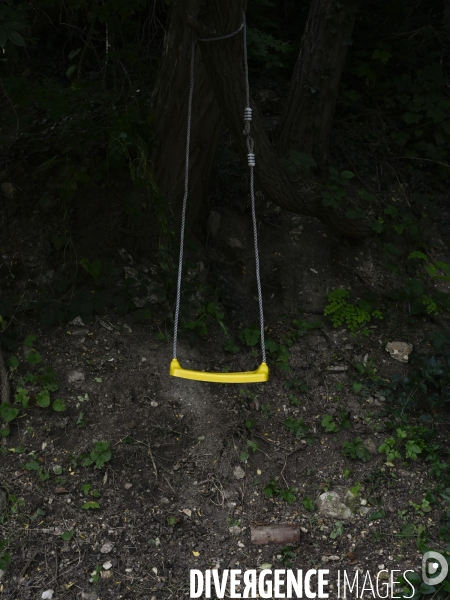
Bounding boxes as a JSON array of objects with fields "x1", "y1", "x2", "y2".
[
  {"x1": 303, "y1": 497, "x2": 314, "y2": 511},
  {"x1": 36, "y1": 390, "x2": 50, "y2": 408},
  {"x1": 52, "y1": 399, "x2": 66, "y2": 412},
  {"x1": 340, "y1": 170, "x2": 355, "y2": 179},
  {"x1": 419, "y1": 583, "x2": 436, "y2": 595},
  {"x1": 0, "y1": 403, "x2": 19, "y2": 423},
  {"x1": 369, "y1": 509, "x2": 386, "y2": 520},
  {"x1": 26, "y1": 350, "x2": 42, "y2": 365},
  {"x1": 24, "y1": 335, "x2": 36, "y2": 347},
  {"x1": 82, "y1": 501, "x2": 100, "y2": 509},
  {"x1": 68, "y1": 47, "x2": 81, "y2": 60},
  {"x1": 66, "y1": 64, "x2": 76, "y2": 78},
  {"x1": 7, "y1": 29, "x2": 25, "y2": 46},
  {"x1": 61, "y1": 530, "x2": 74, "y2": 541},
  {"x1": 7, "y1": 356, "x2": 19, "y2": 370}
]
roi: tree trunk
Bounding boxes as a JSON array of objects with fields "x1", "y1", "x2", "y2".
[
  {"x1": 150, "y1": 0, "x2": 223, "y2": 243},
  {"x1": 276, "y1": 0, "x2": 358, "y2": 165},
  {"x1": 187, "y1": 0, "x2": 371, "y2": 238}
]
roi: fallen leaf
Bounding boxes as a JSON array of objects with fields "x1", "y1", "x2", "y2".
[
  {"x1": 55, "y1": 487, "x2": 69, "y2": 494},
  {"x1": 192, "y1": 551, "x2": 200, "y2": 557},
  {"x1": 347, "y1": 552, "x2": 355, "y2": 560}
]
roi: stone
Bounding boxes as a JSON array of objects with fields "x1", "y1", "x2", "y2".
[
  {"x1": 42, "y1": 591, "x2": 54, "y2": 600},
  {"x1": 68, "y1": 316, "x2": 85, "y2": 327},
  {"x1": 233, "y1": 466, "x2": 245, "y2": 480},
  {"x1": 68, "y1": 370, "x2": 85, "y2": 383},
  {"x1": 363, "y1": 438, "x2": 378, "y2": 455},
  {"x1": 81, "y1": 592, "x2": 98, "y2": 600},
  {"x1": 124, "y1": 483, "x2": 132, "y2": 490},
  {"x1": 101, "y1": 570, "x2": 112, "y2": 579},
  {"x1": 385, "y1": 341, "x2": 413, "y2": 363},
  {"x1": 317, "y1": 490, "x2": 355, "y2": 520},
  {"x1": 100, "y1": 541, "x2": 114, "y2": 554}
]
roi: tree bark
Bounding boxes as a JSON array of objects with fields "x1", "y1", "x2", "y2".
[
  {"x1": 150, "y1": 0, "x2": 224, "y2": 241},
  {"x1": 276, "y1": 0, "x2": 358, "y2": 165},
  {"x1": 187, "y1": 0, "x2": 371, "y2": 238}
]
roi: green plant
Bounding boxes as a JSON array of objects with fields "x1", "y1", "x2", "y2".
[
  {"x1": 303, "y1": 496, "x2": 314, "y2": 511},
  {"x1": 324, "y1": 289, "x2": 383, "y2": 333},
  {"x1": 261, "y1": 404, "x2": 271, "y2": 419},
  {"x1": 285, "y1": 417, "x2": 309, "y2": 440},
  {"x1": 321, "y1": 415, "x2": 338, "y2": 433},
  {"x1": 263, "y1": 479, "x2": 297, "y2": 504},
  {"x1": 81, "y1": 441, "x2": 111, "y2": 469},
  {"x1": 240, "y1": 440, "x2": 258, "y2": 463},
  {"x1": 330, "y1": 521, "x2": 344, "y2": 539},
  {"x1": 342, "y1": 438, "x2": 371, "y2": 462},
  {"x1": 409, "y1": 498, "x2": 432, "y2": 516},
  {"x1": 278, "y1": 546, "x2": 296, "y2": 568},
  {"x1": 90, "y1": 565, "x2": 102, "y2": 583},
  {"x1": 184, "y1": 301, "x2": 228, "y2": 338},
  {"x1": 61, "y1": 530, "x2": 74, "y2": 541}
]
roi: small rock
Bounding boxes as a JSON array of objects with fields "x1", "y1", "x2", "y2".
[
  {"x1": 150, "y1": 401, "x2": 158, "y2": 407},
  {"x1": 360, "y1": 499, "x2": 368, "y2": 506},
  {"x1": 329, "y1": 555, "x2": 340, "y2": 561},
  {"x1": 362, "y1": 438, "x2": 378, "y2": 455},
  {"x1": 237, "y1": 541, "x2": 245, "y2": 548},
  {"x1": 229, "y1": 526, "x2": 241, "y2": 535},
  {"x1": 42, "y1": 591, "x2": 54, "y2": 600},
  {"x1": 182, "y1": 508, "x2": 192, "y2": 517},
  {"x1": 317, "y1": 490, "x2": 355, "y2": 520},
  {"x1": 103, "y1": 560, "x2": 112, "y2": 570},
  {"x1": 160, "y1": 497, "x2": 170, "y2": 505},
  {"x1": 124, "y1": 483, "x2": 132, "y2": 490},
  {"x1": 101, "y1": 570, "x2": 112, "y2": 579},
  {"x1": 1, "y1": 182, "x2": 15, "y2": 200},
  {"x1": 0, "y1": 569, "x2": 5, "y2": 580},
  {"x1": 100, "y1": 541, "x2": 114, "y2": 554},
  {"x1": 321, "y1": 556, "x2": 329, "y2": 563},
  {"x1": 68, "y1": 370, "x2": 85, "y2": 384},
  {"x1": 233, "y1": 466, "x2": 245, "y2": 480},
  {"x1": 385, "y1": 341, "x2": 413, "y2": 363},
  {"x1": 359, "y1": 507, "x2": 371, "y2": 516},
  {"x1": 68, "y1": 316, "x2": 85, "y2": 327},
  {"x1": 81, "y1": 591, "x2": 98, "y2": 600}
]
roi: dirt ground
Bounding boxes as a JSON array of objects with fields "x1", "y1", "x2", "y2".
[{"x1": 1, "y1": 187, "x2": 450, "y2": 600}]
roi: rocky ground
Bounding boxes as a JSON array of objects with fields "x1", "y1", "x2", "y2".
[{"x1": 1, "y1": 190, "x2": 450, "y2": 600}]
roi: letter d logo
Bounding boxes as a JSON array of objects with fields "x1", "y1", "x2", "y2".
[{"x1": 422, "y1": 551, "x2": 448, "y2": 586}]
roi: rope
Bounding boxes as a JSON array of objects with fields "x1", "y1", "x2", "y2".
[{"x1": 173, "y1": 11, "x2": 266, "y2": 365}]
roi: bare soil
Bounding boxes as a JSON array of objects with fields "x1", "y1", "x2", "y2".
[{"x1": 1, "y1": 190, "x2": 450, "y2": 600}]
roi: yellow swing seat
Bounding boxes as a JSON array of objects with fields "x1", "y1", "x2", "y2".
[{"x1": 169, "y1": 359, "x2": 269, "y2": 384}]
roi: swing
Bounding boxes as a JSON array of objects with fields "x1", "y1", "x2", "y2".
[{"x1": 169, "y1": 13, "x2": 269, "y2": 384}]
